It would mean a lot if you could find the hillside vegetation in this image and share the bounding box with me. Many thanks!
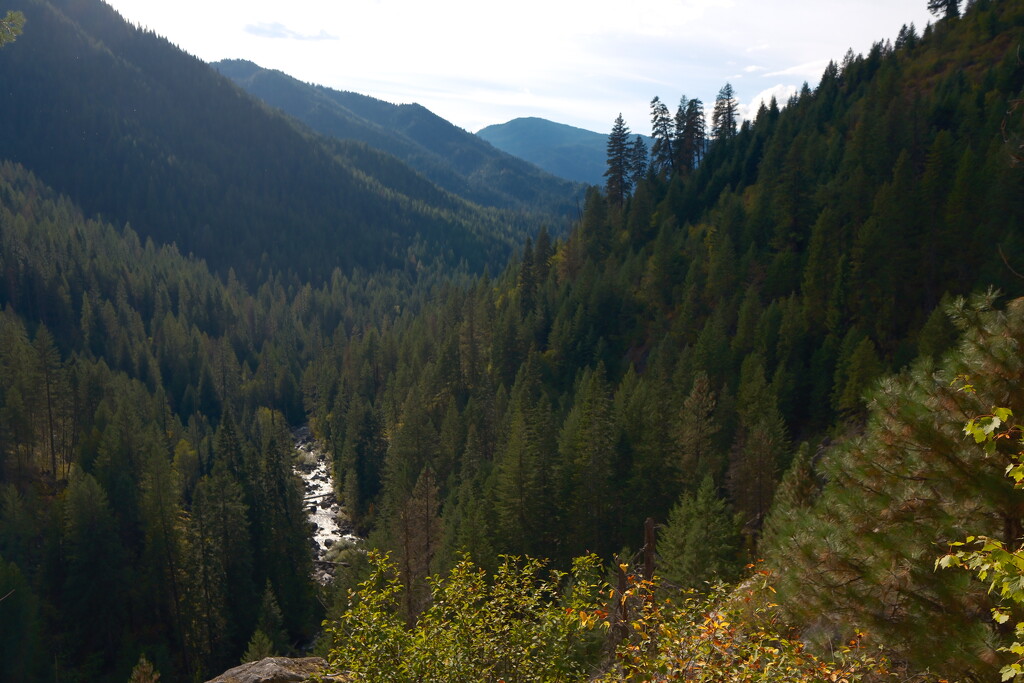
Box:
[213,60,584,217]
[0,0,1021,680]
[307,1,1024,678]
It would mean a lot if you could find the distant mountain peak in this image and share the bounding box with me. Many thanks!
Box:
[478,117,652,186]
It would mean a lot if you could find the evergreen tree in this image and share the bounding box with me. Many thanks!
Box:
[711,83,739,143]
[895,22,920,50]
[927,0,960,19]
[184,471,253,675]
[61,466,127,676]
[727,355,789,535]
[393,466,442,619]
[31,324,65,478]
[139,451,188,668]
[605,114,632,206]
[673,371,722,486]
[673,95,707,174]
[256,580,288,655]
[649,96,674,176]
[657,475,741,589]
[559,364,616,558]
[241,630,275,663]
[629,135,649,189]
[493,353,559,557]
[764,294,1024,680]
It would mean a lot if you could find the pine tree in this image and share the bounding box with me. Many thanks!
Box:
[31,325,65,478]
[240,630,275,663]
[895,22,920,50]
[184,471,253,674]
[629,135,648,189]
[394,466,442,619]
[927,0,960,19]
[139,451,188,667]
[559,364,616,558]
[727,355,789,535]
[764,294,1024,680]
[684,98,706,169]
[256,581,288,655]
[657,475,741,589]
[649,96,674,176]
[605,114,632,206]
[673,371,722,486]
[711,83,739,143]
[62,466,127,676]
[493,353,559,557]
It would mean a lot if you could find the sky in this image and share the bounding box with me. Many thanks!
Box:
[101,0,936,135]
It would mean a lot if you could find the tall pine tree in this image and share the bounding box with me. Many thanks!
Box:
[605,114,632,206]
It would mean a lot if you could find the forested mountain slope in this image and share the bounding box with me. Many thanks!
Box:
[0,162,328,681]
[0,0,1023,680]
[305,2,1024,677]
[212,60,583,216]
[0,144,474,679]
[0,0,535,285]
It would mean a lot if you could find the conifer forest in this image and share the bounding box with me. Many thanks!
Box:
[0,0,1023,680]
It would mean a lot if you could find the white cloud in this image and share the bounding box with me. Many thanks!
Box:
[739,84,799,120]
[243,22,337,41]
[763,59,832,82]
[103,0,936,132]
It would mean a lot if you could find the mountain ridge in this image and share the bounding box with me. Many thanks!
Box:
[476,116,653,186]
[212,59,583,217]
[0,0,535,284]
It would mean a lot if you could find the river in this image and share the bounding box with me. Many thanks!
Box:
[293,427,361,583]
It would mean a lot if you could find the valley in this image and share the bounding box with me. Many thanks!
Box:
[0,0,1021,681]
[293,427,360,584]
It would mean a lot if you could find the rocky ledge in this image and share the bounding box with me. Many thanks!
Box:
[205,656,349,683]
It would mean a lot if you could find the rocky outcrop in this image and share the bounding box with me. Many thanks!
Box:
[204,656,348,683]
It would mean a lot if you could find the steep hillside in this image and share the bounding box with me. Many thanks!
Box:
[0,0,528,284]
[0,161,327,680]
[476,117,650,186]
[212,59,583,216]
[307,2,1024,678]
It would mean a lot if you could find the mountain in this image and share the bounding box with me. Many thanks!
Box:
[0,0,533,285]
[305,3,1024,679]
[3,0,1024,680]
[477,117,651,186]
[212,59,582,216]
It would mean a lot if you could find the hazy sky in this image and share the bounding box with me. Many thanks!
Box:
[102,0,935,135]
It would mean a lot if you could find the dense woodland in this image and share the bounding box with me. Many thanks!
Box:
[0,0,1022,680]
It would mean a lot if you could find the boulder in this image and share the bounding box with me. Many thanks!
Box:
[204,656,345,683]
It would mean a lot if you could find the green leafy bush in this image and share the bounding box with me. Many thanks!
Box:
[322,551,607,682]
[939,403,1024,681]
[322,550,906,681]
